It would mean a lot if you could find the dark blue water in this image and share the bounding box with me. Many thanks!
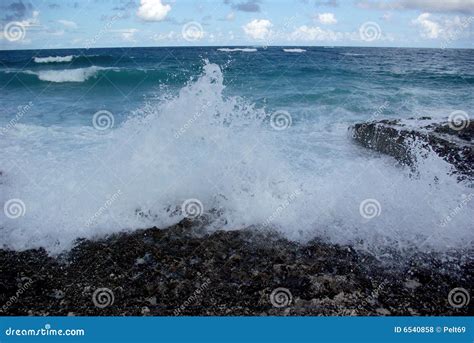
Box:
[1,47,472,127]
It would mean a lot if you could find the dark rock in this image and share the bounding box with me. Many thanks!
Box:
[350,118,473,180]
[0,222,472,316]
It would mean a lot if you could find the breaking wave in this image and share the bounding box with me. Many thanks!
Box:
[23,66,108,83]
[217,48,258,52]
[34,55,75,63]
[283,49,306,53]
[0,61,472,256]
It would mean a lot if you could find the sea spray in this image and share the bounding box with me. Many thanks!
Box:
[0,61,472,255]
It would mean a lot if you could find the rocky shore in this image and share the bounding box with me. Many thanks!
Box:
[0,220,472,316]
[351,117,473,180]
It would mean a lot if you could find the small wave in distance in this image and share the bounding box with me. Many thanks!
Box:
[34,55,75,63]
[283,48,306,53]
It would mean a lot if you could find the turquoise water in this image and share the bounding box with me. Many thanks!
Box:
[0,47,473,253]
[1,47,473,127]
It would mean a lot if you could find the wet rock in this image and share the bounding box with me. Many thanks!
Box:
[351,118,473,180]
[0,222,471,316]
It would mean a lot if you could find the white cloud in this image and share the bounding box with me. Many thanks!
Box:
[316,12,337,25]
[111,28,139,42]
[381,12,392,21]
[411,12,473,40]
[287,25,394,43]
[412,13,441,38]
[289,25,345,41]
[0,11,39,43]
[151,31,176,41]
[242,19,273,39]
[18,10,41,28]
[58,20,78,29]
[50,29,65,36]
[137,0,171,21]
[357,0,474,14]
[226,12,235,21]
[122,29,138,41]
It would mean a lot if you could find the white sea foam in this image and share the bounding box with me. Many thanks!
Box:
[217,48,257,52]
[34,55,74,63]
[283,49,306,53]
[24,66,106,83]
[0,62,472,255]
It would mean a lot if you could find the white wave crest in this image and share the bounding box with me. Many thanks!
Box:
[25,66,106,83]
[283,48,306,53]
[217,48,257,52]
[34,55,74,63]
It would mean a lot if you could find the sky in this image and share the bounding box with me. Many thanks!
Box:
[0,0,473,50]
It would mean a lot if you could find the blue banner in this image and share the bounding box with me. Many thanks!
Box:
[0,317,472,342]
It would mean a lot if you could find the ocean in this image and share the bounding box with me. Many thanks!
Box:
[0,46,473,254]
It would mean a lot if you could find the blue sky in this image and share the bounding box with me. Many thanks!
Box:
[0,0,473,50]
